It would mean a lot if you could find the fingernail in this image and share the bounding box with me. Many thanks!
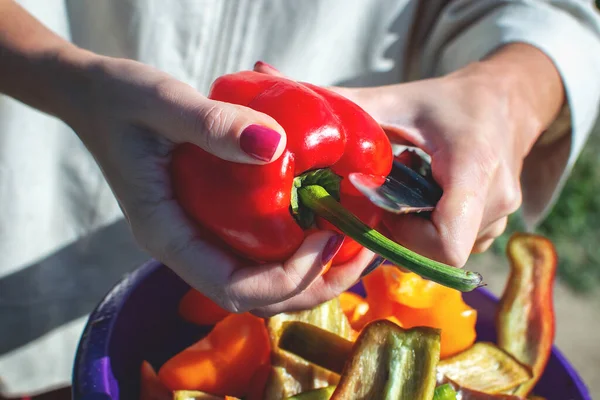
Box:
[254,60,279,72]
[240,124,281,162]
[360,255,386,277]
[321,234,345,265]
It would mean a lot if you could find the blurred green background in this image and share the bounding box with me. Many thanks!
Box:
[492,123,600,294]
[489,1,600,294]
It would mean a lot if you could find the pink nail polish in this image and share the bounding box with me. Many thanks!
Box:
[240,124,281,162]
[321,234,345,265]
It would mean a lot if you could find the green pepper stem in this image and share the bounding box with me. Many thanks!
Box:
[297,184,484,292]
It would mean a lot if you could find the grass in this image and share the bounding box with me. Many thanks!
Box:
[493,131,600,294]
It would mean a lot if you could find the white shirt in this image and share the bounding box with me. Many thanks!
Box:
[1,0,599,395]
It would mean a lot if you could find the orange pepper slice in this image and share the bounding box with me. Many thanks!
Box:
[497,233,557,396]
[362,264,477,358]
[140,360,171,400]
[178,289,231,326]
[364,266,450,309]
[392,289,477,359]
[158,313,270,398]
[339,292,370,330]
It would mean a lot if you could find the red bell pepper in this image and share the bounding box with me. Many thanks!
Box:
[171,71,482,291]
[496,233,557,396]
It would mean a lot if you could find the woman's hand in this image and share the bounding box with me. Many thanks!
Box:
[328,44,565,267]
[0,0,375,315]
[256,44,565,268]
[45,51,376,316]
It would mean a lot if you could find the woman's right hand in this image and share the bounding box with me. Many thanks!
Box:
[52,50,375,315]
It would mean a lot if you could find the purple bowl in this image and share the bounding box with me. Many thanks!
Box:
[72,260,591,400]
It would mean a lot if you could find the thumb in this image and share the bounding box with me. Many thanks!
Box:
[144,80,287,164]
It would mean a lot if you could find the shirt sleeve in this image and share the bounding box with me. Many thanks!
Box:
[417,0,600,229]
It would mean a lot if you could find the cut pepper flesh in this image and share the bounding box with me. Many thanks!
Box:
[158,313,270,398]
[278,320,441,400]
[437,342,532,394]
[496,234,557,396]
[264,298,353,400]
[330,320,440,400]
[362,265,477,358]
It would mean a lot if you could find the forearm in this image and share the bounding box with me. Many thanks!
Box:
[456,43,565,155]
[485,43,565,131]
[0,0,92,122]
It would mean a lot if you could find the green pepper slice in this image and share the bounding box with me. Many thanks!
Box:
[264,298,353,400]
[496,234,557,396]
[437,342,532,394]
[286,386,336,400]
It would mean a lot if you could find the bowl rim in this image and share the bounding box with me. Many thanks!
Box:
[72,259,591,399]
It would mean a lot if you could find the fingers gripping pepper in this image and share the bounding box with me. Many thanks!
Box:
[172,71,391,263]
[171,71,483,291]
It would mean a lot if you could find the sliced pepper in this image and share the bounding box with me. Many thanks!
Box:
[363,265,477,358]
[173,391,232,399]
[245,362,272,400]
[264,298,352,400]
[496,234,557,396]
[338,292,370,333]
[286,386,336,400]
[437,378,525,400]
[433,384,458,400]
[364,266,450,309]
[279,320,441,400]
[178,289,230,326]
[158,313,270,398]
[278,320,526,400]
[139,360,171,400]
[437,342,532,394]
[331,320,440,400]
[278,321,354,375]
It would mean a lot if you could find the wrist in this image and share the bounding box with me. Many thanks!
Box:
[46,45,105,127]
[0,36,101,127]
[453,43,565,155]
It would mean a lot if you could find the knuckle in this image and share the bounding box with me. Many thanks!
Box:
[494,164,523,216]
[469,142,498,184]
[194,105,229,153]
[501,182,523,215]
[221,288,248,314]
[281,264,306,294]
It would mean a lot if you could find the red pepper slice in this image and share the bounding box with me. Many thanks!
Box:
[140,360,171,400]
[171,71,483,292]
[178,289,230,326]
[496,233,557,396]
[158,313,270,398]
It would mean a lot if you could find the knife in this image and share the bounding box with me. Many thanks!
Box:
[348,149,443,276]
